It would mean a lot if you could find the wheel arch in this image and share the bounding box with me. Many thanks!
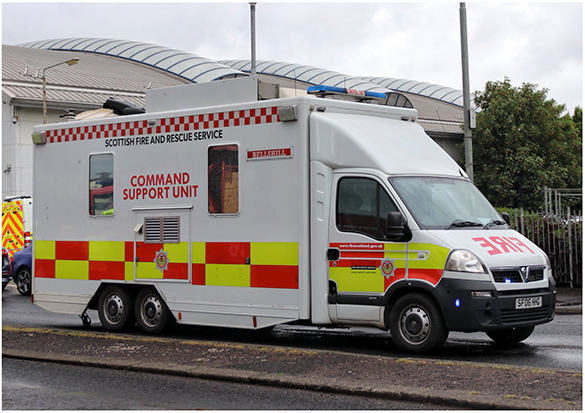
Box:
[381,280,441,329]
[87,282,143,311]
[14,263,31,277]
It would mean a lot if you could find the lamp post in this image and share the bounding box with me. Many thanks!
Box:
[459,3,473,181]
[41,57,79,124]
[249,2,257,76]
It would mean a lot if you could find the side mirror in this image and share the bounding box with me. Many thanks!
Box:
[501,212,510,226]
[386,211,410,242]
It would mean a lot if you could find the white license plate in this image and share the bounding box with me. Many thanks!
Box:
[515,297,542,309]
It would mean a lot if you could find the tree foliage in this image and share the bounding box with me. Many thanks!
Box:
[471,78,582,210]
[573,106,582,138]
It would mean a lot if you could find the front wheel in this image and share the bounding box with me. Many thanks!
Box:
[135,288,173,334]
[388,293,448,354]
[486,326,535,344]
[15,267,32,296]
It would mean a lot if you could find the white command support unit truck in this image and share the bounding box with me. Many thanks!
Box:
[31,77,555,353]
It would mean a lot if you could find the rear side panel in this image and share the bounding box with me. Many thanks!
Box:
[32,99,312,328]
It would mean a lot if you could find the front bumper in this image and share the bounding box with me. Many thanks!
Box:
[433,277,556,332]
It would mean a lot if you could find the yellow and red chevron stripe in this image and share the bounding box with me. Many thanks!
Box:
[2,201,24,254]
[34,240,298,289]
[44,107,281,144]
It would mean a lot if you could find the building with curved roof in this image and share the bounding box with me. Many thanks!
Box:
[18,38,247,83]
[2,37,466,199]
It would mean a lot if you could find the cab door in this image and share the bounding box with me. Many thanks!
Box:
[327,174,407,323]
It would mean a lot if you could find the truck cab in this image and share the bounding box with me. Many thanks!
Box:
[307,98,555,353]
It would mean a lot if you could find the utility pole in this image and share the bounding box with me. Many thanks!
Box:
[460,3,473,181]
[250,2,257,76]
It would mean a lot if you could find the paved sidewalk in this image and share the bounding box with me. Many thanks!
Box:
[2,326,581,410]
[556,288,582,315]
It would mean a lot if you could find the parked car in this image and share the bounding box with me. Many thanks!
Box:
[2,247,11,291]
[11,245,31,296]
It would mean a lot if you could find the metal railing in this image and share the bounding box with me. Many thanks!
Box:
[509,208,582,288]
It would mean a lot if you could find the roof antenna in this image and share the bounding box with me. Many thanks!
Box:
[249,2,257,77]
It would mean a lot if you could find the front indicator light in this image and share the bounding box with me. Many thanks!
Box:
[471,291,493,297]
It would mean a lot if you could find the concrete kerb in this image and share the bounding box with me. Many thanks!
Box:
[555,288,582,315]
[556,305,582,315]
[2,347,575,411]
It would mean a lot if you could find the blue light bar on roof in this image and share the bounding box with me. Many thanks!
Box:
[307,85,387,99]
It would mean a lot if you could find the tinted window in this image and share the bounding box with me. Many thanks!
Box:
[337,177,398,239]
[208,145,239,214]
[89,153,114,216]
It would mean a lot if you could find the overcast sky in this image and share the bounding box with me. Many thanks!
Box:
[2,2,582,113]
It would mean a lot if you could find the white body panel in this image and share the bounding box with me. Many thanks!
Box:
[33,97,316,329]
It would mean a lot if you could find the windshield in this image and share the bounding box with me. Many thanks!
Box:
[390,177,503,230]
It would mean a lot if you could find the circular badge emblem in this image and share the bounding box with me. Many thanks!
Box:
[381,258,395,279]
[154,249,169,272]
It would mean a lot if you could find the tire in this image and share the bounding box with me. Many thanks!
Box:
[486,326,535,345]
[15,267,32,296]
[388,292,448,354]
[134,287,173,334]
[98,285,135,332]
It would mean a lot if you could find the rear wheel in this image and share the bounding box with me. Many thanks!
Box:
[98,286,135,331]
[15,267,32,296]
[135,288,173,334]
[388,293,448,354]
[486,326,535,344]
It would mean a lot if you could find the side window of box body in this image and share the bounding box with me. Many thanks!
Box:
[208,144,239,215]
[89,153,114,217]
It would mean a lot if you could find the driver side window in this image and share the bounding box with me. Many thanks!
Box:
[336,177,398,240]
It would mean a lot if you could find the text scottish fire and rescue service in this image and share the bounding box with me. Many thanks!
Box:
[104,130,223,148]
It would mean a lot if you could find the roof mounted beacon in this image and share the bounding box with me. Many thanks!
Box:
[307,85,413,108]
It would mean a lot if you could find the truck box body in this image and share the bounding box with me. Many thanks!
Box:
[31,79,555,352]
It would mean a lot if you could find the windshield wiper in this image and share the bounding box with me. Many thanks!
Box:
[446,220,483,230]
[482,219,508,229]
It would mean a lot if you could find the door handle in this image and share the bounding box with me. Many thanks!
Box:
[327,248,340,261]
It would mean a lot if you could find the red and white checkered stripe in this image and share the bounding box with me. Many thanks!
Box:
[45,106,281,144]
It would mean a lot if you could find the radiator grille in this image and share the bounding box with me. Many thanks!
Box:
[500,307,550,324]
[498,288,548,297]
[492,266,545,283]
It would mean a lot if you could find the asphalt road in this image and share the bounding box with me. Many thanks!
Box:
[2,284,582,372]
[2,284,582,410]
[3,357,452,410]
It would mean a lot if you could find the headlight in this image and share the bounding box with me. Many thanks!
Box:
[445,250,487,273]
